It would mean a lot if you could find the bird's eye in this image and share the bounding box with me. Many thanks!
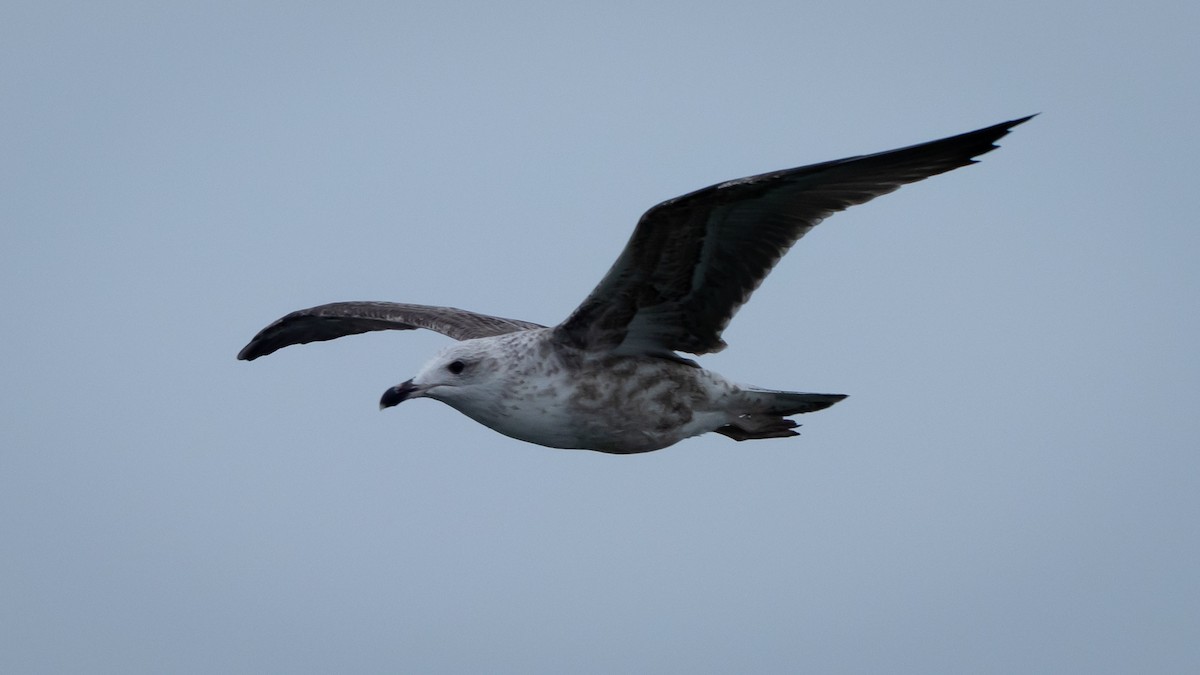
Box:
[447,360,465,375]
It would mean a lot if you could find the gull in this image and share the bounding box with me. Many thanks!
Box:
[239,116,1031,453]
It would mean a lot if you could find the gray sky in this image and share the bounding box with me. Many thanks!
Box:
[3,2,1197,673]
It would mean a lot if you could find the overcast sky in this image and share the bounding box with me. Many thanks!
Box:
[3,2,1197,673]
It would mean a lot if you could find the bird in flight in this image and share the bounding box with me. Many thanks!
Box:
[239,116,1031,453]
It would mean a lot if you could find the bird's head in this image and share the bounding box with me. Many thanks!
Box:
[379,340,501,411]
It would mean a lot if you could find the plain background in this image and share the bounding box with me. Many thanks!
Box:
[3,2,1197,673]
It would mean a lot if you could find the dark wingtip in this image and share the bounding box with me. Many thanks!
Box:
[236,312,304,361]
[985,114,1037,146]
[987,114,1037,133]
[964,114,1036,155]
[236,330,278,361]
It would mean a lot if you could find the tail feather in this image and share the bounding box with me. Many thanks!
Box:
[715,416,800,441]
[747,388,848,416]
[713,389,846,442]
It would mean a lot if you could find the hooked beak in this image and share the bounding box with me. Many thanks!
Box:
[380,379,421,410]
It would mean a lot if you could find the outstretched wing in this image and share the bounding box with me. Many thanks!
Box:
[554,116,1033,356]
[237,301,545,361]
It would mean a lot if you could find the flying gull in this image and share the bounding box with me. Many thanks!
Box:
[239,116,1031,453]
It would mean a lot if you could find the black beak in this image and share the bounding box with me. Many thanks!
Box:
[380,379,419,410]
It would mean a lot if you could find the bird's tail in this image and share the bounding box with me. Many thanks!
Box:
[743,388,847,415]
[715,388,847,442]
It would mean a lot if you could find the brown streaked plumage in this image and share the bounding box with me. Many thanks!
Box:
[238,116,1031,453]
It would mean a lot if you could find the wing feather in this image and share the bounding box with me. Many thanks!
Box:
[554,116,1033,355]
[237,301,544,361]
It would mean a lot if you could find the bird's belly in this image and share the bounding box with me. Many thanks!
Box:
[472,403,588,450]
[444,351,740,453]
[451,376,723,453]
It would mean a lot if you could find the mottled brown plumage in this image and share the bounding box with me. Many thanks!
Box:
[238,116,1031,452]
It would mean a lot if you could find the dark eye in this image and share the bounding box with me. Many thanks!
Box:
[447,360,465,375]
